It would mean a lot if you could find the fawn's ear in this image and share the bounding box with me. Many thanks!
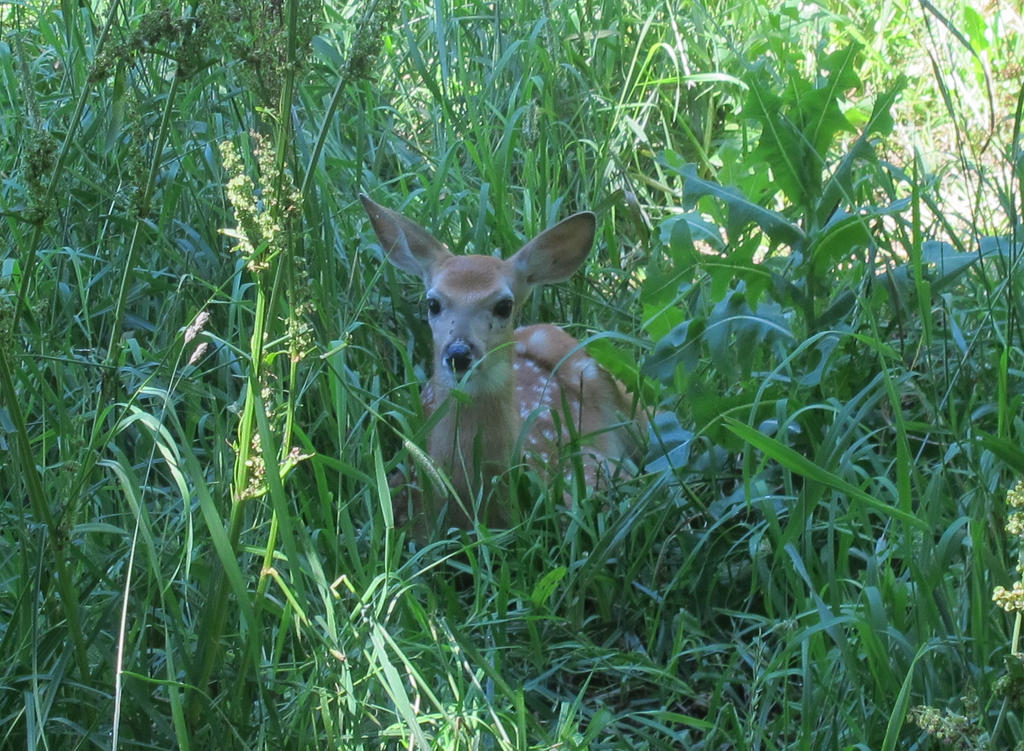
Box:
[510,211,596,287]
[361,194,452,285]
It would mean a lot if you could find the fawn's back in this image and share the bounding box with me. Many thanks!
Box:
[361,194,644,531]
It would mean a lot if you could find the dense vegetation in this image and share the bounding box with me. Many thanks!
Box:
[2,0,1023,747]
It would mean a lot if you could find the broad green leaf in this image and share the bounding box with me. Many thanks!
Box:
[645,411,695,472]
[816,77,905,226]
[884,240,981,307]
[705,290,793,378]
[807,44,862,155]
[921,240,981,291]
[641,213,722,308]
[644,317,705,383]
[810,198,910,275]
[662,155,806,249]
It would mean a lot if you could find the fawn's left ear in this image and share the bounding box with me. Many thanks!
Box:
[361,194,453,286]
[510,212,596,287]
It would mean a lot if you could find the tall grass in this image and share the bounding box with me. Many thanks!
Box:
[1,0,1022,747]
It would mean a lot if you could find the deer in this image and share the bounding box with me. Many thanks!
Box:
[361,193,646,533]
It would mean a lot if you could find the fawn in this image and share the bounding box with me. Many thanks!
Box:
[361,194,645,532]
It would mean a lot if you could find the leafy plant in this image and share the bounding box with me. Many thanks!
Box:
[2,0,1023,747]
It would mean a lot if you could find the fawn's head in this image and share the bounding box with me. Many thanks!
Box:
[361,194,597,394]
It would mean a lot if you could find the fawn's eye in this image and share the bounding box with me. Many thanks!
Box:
[493,298,514,318]
[426,298,442,317]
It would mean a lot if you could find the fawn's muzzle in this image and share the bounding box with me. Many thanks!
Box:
[443,339,474,376]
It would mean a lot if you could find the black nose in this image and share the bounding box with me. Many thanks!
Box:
[444,340,474,375]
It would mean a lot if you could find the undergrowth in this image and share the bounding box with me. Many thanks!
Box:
[1,0,1023,748]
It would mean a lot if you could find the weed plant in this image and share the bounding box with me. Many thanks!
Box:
[1,0,1023,748]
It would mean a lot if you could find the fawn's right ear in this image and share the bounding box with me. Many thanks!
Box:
[360,194,451,284]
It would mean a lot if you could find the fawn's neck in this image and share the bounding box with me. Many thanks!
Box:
[428,356,521,504]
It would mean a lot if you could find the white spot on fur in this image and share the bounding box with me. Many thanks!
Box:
[573,357,599,382]
[528,328,550,352]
